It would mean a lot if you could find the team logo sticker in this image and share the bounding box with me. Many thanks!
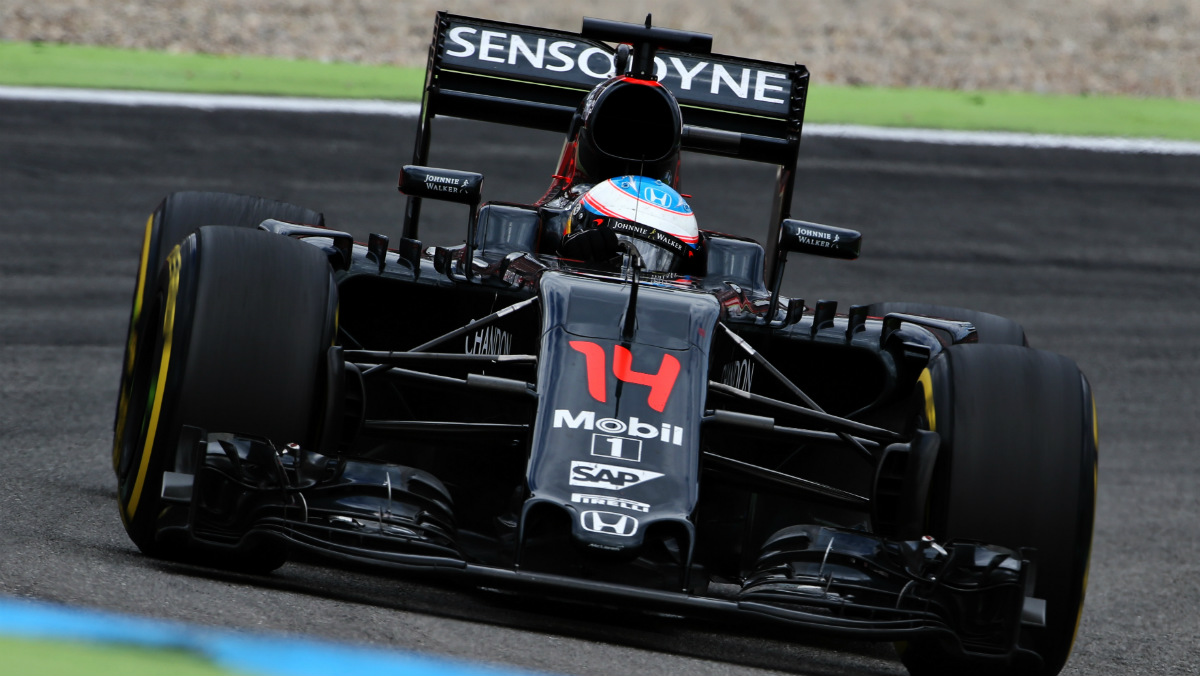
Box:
[580,510,639,536]
[643,187,670,207]
[569,461,663,491]
[554,408,684,446]
[440,23,792,114]
[590,433,642,462]
[571,493,650,513]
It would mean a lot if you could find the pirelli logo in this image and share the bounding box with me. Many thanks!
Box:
[571,493,651,513]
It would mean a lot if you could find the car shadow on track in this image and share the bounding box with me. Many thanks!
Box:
[152,556,905,676]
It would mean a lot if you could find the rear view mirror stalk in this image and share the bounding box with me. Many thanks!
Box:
[399,165,484,278]
[768,219,862,326]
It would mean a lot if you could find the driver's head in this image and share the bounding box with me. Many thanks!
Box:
[560,176,700,273]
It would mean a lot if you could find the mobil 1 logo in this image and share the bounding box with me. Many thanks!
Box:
[553,409,684,447]
[591,433,641,462]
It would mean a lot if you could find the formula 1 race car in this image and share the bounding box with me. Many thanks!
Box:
[112,13,1097,676]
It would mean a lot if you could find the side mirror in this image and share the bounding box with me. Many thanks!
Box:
[767,219,862,327]
[779,219,861,260]
[398,165,485,279]
[399,165,483,206]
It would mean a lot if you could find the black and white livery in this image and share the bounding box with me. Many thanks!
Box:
[113,13,1097,676]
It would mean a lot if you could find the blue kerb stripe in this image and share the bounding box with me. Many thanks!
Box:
[0,596,547,676]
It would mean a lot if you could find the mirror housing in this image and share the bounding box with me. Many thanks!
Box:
[399,165,483,206]
[398,165,485,279]
[766,220,862,327]
[779,219,861,260]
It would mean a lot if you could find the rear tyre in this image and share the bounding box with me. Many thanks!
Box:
[114,192,324,472]
[866,302,1028,346]
[113,226,338,570]
[901,344,1098,676]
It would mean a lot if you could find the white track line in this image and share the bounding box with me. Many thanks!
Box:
[0,85,421,115]
[806,123,1200,155]
[4,85,1199,156]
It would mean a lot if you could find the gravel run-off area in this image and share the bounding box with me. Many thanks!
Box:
[2,0,1199,99]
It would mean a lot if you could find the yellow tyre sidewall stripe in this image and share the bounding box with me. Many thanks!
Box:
[1070,392,1100,656]
[123,244,181,522]
[130,214,155,346]
[917,368,936,432]
[895,368,938,660]
[113,214,157,471]
[913,361,1097,664]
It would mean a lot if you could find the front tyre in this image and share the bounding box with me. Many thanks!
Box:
[113,226,338,569]
[114,192,324,473]
[902,344,1097,676]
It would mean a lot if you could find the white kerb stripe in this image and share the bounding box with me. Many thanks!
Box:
[0,85,421,115]
[805,123,1200,156]
[2,86,1198,156]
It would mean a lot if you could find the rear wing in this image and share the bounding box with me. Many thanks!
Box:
[405,12,811,284]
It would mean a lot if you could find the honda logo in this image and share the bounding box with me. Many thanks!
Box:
[642,187,672,208]
[580,510,639,536]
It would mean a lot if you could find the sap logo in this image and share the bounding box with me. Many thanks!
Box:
[580,510,639,536]
[554,409,683,446]
[642,187,673,208]
[464,325,511,355]
[571,493,650,514]
[569,461,663,491]
[721,358,754,392]
[568,341,680,412]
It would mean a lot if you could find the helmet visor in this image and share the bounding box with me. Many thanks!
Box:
[616,234,680,273]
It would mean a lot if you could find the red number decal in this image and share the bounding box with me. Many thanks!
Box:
[568,341,680,412]
[569,341,608,403]
[612,346,680,413]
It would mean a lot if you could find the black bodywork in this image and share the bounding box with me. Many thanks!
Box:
[141,13,1055,668]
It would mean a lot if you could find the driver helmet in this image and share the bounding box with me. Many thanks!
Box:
[563,176,700,273]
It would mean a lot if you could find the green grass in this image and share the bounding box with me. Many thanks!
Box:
[3,40,1198,140]
[806,85,1200,141]
[0,40,424,100]
[0,636,252,676]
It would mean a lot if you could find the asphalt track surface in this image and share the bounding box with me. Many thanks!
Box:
[2,99,1198,675]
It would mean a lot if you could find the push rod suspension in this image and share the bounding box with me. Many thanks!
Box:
[708,381,905,444]
[718,322,878,463]
[362,296,538,376]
